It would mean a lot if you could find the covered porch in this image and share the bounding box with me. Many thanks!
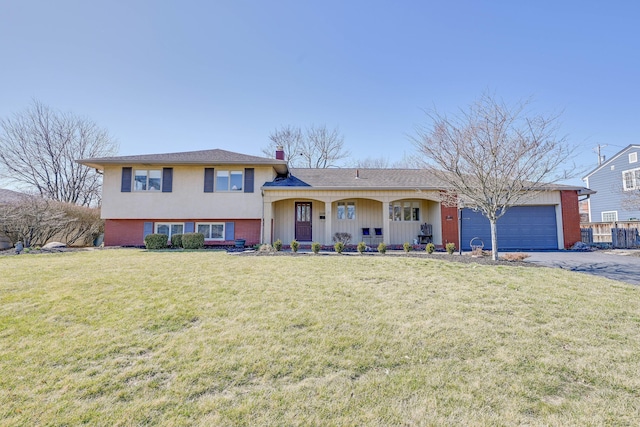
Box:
[262,189,443,246]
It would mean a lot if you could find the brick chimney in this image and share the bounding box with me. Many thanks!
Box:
[275,146,285,160]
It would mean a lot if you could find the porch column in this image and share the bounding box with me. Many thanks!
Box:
[382,201,390,245]
[324,200,333,245]
[263,199,273,244]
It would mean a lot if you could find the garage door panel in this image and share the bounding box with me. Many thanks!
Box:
[461,206,558,250]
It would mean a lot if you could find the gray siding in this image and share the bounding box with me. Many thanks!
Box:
[586,146,640,221]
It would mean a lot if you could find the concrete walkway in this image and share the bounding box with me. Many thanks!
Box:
[524,251,640,286]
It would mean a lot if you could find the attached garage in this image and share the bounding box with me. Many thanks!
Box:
[460,206,559,250]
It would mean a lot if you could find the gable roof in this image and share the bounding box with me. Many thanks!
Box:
[77,148,288,174]
[583,144,640,179]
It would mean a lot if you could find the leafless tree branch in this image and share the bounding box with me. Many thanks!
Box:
[411,93,576,260]
[0,100,118,206]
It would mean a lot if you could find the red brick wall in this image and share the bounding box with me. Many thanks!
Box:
[104,220,146,246]
[440,204,459,249]
[104,219,261,247]
[561,191,581,249]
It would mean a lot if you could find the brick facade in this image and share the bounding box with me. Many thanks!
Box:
[104,219,261,247]
[560,190,582,249]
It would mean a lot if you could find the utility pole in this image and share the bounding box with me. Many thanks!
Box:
[594,144,608,165]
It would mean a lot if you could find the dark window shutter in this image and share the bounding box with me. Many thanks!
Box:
[143,222,154,242]
[244,168,254,193]
[225,222,235,240]
[162,168,173,192]
[185,222,195,233]
[121,167,132,192]
[204,168,215,192]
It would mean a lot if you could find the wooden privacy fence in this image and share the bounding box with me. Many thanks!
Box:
[580,221,640,248]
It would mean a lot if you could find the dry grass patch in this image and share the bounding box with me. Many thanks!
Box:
[1,249,639,425]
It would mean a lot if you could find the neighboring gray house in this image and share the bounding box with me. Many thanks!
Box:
[583,144,640,222]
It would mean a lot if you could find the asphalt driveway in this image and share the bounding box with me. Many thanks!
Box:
[524,251,640,286]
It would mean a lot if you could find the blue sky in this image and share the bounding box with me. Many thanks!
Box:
[2,1,638,186]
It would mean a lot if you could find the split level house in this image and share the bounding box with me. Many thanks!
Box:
[77,147,591,251]
[583,144,640,223]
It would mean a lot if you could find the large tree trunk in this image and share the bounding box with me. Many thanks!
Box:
[490,219,499,261]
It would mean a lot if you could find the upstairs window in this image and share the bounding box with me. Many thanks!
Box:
[135,169,161,191]
[630,152,638,164]
[216,170,243,191]
[337,201,356,220]
[622,168,640,191]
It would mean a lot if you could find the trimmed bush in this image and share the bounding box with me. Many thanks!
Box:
[446,242,456,254]
[291,239,300,253]
[334,242,345,254]
[357,241,366,254]
[311,242,321,254]
[425,242,435,254]
[377,242,387,254]
[403,242,412,253]
[273,239,283,251]
[182,232,205,249]
[171,233,183,248]
[144,233,168,250]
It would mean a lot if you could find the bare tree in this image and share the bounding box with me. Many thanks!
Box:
[262,124,349,168]
[412,93,575,260]
[261,125,303,166]
[350,153,421,169]
[302,125,350,168]
[622,188,640,213]
[0,101,118,206]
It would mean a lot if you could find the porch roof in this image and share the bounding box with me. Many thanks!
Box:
[263,168,447,190]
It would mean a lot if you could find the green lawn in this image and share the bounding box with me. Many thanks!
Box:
[1,249,639,426]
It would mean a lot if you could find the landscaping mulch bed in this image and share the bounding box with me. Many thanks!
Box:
[232,249,539,267]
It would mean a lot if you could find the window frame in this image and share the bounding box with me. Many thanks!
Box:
[336,201,356,220]
[154,222,184,239]
[215,170,243,192]
[134,169,162,191]
[601,211,618,222]
[630,152,638,164]
[196,222,225,241]
[622,167,640,191]
[389,201,421,222]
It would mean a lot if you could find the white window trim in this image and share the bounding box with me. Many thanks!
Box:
[216,170,243,192]
[336,201,356,220]
[622,167,640,191]
[196,222,225,241]
[601,211,618,222]
[134,169,162,191]
[389,201,421,222]
[630,152,638,164]
[154,222,184,239]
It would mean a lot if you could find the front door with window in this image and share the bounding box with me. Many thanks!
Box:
[295,202,312,241]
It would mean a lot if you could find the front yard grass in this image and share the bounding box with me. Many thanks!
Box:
[1,249,639,425]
